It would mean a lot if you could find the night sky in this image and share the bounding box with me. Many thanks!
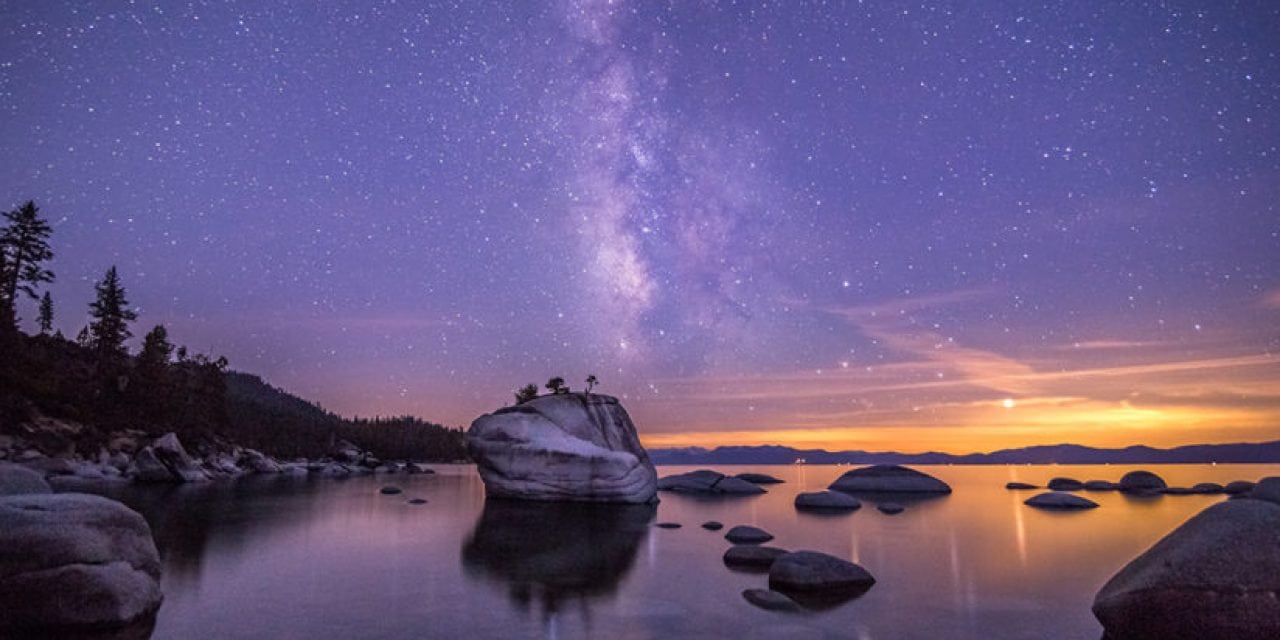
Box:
[3,1,1278,452]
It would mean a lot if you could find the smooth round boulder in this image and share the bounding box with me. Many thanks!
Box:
[1047,477,1084,491]
[1119,470,1167,493]
[1093,499,1280,640]
[1223,480,1255,495]
[1025,491,1099,510]
[877,502,905,514]
[794,491,861,511]
[0,493,162,632]
[701,521,724,531]
[828,465,951,494]
[725,525,774,544]
[735,473,784,485]
[0,463,51,496]
[742,588,801,612]
[1191,482,1224,494]
[1084,480,1118,491]
[1248,477,1280,505]
[657,469,766,495]
[768,551,875,597]
[466,393,658,503]
[1005,481,1038,490]
[724,545,789,571]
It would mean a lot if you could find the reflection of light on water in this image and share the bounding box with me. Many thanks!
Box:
[647,524,656,567]
[546,611,557,640]
[850,530,860,564]
[949,528,961,610]
[1012,491,1028,567]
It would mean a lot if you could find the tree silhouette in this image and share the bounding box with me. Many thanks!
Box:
[585,374,598,393]
[0,200,55,333]
[88,266,137,361]
[138,325,174,370]
[514,383,539,404]
[545,376,567,394]
[37,291,53,335]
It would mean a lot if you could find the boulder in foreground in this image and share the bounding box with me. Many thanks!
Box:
[0,462,51,496]
[829,465,951,494]
[768,550,875,609]
[466,393,657,503]
[0,493,163,633]
[1118,470,1167,493]
[657,469,765,495]
[1093,498,1280,640]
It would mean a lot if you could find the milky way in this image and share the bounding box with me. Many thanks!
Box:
[2,1,1278,451]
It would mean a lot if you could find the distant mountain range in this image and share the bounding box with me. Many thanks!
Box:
[648,440,1280,465]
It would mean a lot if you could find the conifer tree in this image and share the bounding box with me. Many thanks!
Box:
[37,291,53,335]
[138,324,173,370]
[88,266,137,360]
[0,201,55,332]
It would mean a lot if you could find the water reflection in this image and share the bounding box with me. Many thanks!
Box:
[461,499,655,620]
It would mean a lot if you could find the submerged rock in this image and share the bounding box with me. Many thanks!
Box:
[742,588,802,612]
[725,525,774,544]
[1190,482,1224,494]
[1119,470,1167,493]
[1223,480,1256,495]
[701,521,724,531]
[1093,499,1280,640]
[877,502,905,514]
[724,545,789,571]
[1047,477,1084,491]
[380,486,402,495]
[735,473,784,484]
[657,469,766,495]
[655,522,681,529]
[794,491,861,511]
[1025,491,1099,510]
[467,393,657,504]
[829,465,951,494]
[0,462,51,496]
[0,493,163,632]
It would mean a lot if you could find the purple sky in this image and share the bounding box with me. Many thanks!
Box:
[3,1,1278,451]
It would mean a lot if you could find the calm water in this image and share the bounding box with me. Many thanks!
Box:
[75,463,1278,640]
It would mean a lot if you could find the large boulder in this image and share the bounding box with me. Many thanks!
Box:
[724,545,789,571]
[768,551,876,608]
[657,469,765,495]
[0,462,51,496]
[240,449,281,474]
[1119,470,1167,493]
[1247,477,1280,505]
[1093,499,1280,640]
[0,493,163,633]
[467,393,657,503]
[1047,477,1084,491]
[829,465,951,494]
[132,433,208,483]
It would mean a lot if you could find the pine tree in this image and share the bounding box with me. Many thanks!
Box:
[0,201,55,332]
[37,291,53,335]
[514,383,539,404]
[88,266,137,360]
[138,324,173,370]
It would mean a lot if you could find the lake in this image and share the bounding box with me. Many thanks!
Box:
[76,463,1278,639]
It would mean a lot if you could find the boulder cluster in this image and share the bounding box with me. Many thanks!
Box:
[0,431,435,486]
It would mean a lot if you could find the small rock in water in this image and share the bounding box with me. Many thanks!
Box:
[655,522,682,529]
[724,545,789,571]
[735,472,784,484]
[725,525,774,544]
[701,521,724,531]
[380,486,403,495]
[1223,480,1256,495]
[1025,491,1099,510]
[742,588,801,612]
[1047,477,1084,491]
[794,491,861,511]
[658,469,767,495]
[406,498,427,505]
[877,502,904,514]
[1083,480,1118,491]
[1191,482,1224,494]
[1161,487,1196,495]
[1005,482,1038,490]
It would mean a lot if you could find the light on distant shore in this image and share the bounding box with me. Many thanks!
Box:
[1002,398,1016,409]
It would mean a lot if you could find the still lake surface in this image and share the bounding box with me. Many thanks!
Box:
[79,463,1278,640]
